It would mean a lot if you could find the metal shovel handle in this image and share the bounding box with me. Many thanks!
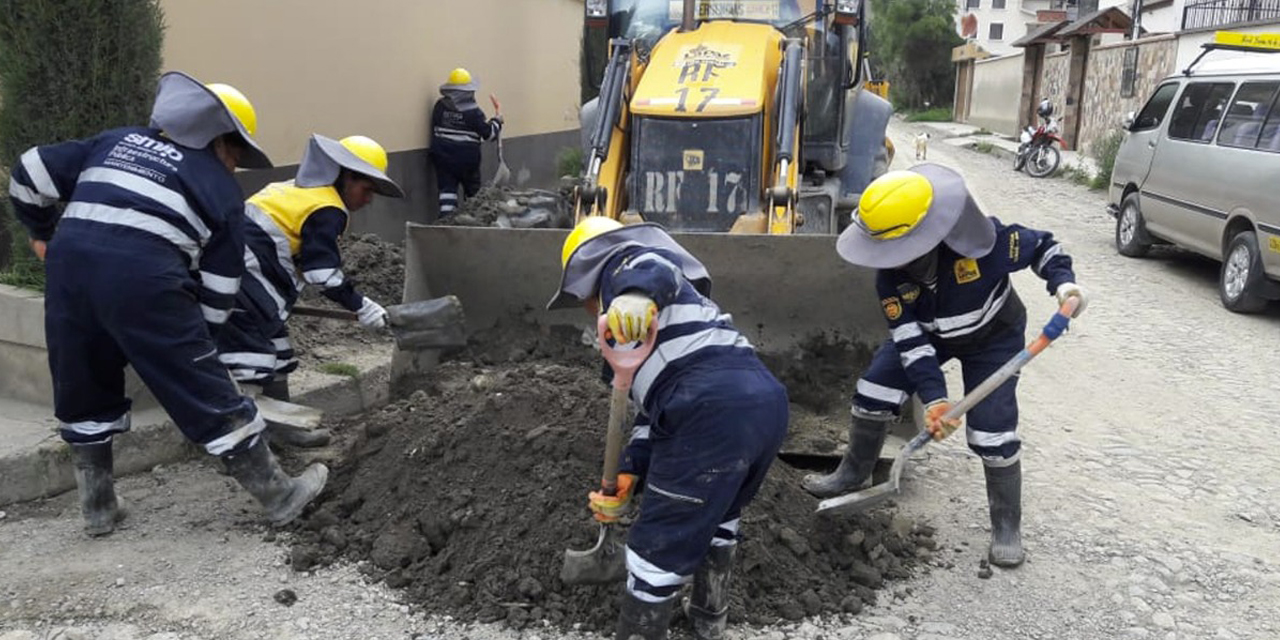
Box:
[596,315,658,496]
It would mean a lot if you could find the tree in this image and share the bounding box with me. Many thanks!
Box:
[868,0,963,110]
[0,0,166,288]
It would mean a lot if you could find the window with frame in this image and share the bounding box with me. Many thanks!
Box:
[967,0,980,9]
[1216,82,1279,149]
[1167,82,1235,142]
[993,0,1006,8]
[989,23,1003,40]
[1133,82,1178,132]
[1120,47,1138,99]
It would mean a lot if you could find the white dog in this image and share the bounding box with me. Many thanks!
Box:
[914,132,930,161]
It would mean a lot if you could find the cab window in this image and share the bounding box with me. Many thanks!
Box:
[1132,82,1178,132]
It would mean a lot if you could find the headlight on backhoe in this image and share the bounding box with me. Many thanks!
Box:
[835,0,860,25]
[586,0,607,21]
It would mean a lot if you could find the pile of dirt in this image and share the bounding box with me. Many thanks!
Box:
[437,186,573,229]
[289,342,936,633]
[291,233,404,362]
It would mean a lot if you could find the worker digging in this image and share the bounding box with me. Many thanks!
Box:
[7,71,328,533]
[430,67,504,219]
[546,217,790,639]
[217,133,406,448]
[803,164,1089,568]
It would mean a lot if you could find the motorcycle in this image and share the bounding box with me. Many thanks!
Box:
[1013,114,1063,178]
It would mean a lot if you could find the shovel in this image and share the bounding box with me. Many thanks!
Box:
[561,316,657,586]
[490,130,512,188]
[291,295,468,351]
[816,297,1079,516]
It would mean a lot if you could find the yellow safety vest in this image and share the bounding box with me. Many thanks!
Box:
[247,181,348,255]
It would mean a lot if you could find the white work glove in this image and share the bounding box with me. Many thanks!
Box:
[357,297,388,330]
[1055,282,1088,318]
[606,293,657,343]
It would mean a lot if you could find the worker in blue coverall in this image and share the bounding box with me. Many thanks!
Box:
[217,134,404,447]
[802,164,1089,567]
[547,217,790,640]
[429,67,502,218]
[7,71,327,536]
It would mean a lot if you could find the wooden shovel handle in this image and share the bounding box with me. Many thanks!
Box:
[596,315,658,496]
[291,305,359,322]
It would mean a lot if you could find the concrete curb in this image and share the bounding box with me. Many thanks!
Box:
[0,360,393,507]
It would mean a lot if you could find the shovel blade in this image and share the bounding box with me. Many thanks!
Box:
[387,296,468,350]
[561,524,627,586]
[815,479,899,516]
[248,394,324,430]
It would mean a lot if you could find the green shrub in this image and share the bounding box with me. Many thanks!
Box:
[1063,165,1094,187]
[973,141,995,154]
[556,147,585,178]
[0,0,166,287]
[1088,131,1125,191]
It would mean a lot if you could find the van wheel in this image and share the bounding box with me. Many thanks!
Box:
[1115,194,1152,258]
[1220,230,1268,313]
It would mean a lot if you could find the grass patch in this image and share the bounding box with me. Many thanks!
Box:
[1062,165,1094,187]
[0,269,45,292]
[319,362,360,378]
[976,127,993,135]
[904,107,953,123]
[973,141,995,154]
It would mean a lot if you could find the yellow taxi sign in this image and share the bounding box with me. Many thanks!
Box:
[1213,31,1280,51]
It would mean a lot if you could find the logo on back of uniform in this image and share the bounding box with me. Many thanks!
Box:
[954,258,981,284]
[882,296,902,321]
[1009,232,1020,263]
[124,133,184,162]
[897,283,921,303]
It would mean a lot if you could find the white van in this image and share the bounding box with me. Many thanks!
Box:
[1109,32,1280,312]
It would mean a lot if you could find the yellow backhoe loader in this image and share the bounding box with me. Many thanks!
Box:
[400,0,920,462]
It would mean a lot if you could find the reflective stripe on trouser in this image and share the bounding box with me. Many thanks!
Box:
[217,294,298,384]
[44,225,264,456]
[625,362,789,602]
[852,328,1025,465]
[434,159,482,217]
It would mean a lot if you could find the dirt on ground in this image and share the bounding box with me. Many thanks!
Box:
[288,332,935,635]
[435,186,574,229]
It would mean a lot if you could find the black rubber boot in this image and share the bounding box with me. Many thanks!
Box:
[801,416,889,498]
[985,461,1025,567]
[222,437,329,526]
[686,544,736,640]
[72,441,124,537]
[616,591,676,640]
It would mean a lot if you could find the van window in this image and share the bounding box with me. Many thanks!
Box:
[1132,82,1178,132]
[1167,82,1235,142]
[1217,82,1279,149]
[1253,88,1280,152]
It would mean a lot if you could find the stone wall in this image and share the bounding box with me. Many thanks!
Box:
[1077,35,1178,158]
[1040,51,1071,123]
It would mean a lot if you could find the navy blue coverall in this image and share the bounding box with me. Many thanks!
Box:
[8,127,263,455]
[853,218,1076,466]
[429,98,501,216]
[603,246,790,603]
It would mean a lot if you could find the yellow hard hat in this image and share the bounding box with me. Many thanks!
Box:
[448,68,473,86]
[205,83,259,138]
[339,135,389,173]
[855,171,933,240]
[562,216,623,268]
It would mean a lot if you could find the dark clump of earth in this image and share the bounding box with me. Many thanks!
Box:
[288,331,936,634]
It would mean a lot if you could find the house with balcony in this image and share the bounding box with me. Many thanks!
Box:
[957,0,1129,55]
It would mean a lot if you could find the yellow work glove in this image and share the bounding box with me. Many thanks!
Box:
[924,400,963,441]
[588,473,637,523]
[606,293,657,343]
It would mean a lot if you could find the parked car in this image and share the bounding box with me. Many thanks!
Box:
[1108,41,1280,312]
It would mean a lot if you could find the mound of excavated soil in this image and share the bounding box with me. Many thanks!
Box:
[289,342,936,633]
